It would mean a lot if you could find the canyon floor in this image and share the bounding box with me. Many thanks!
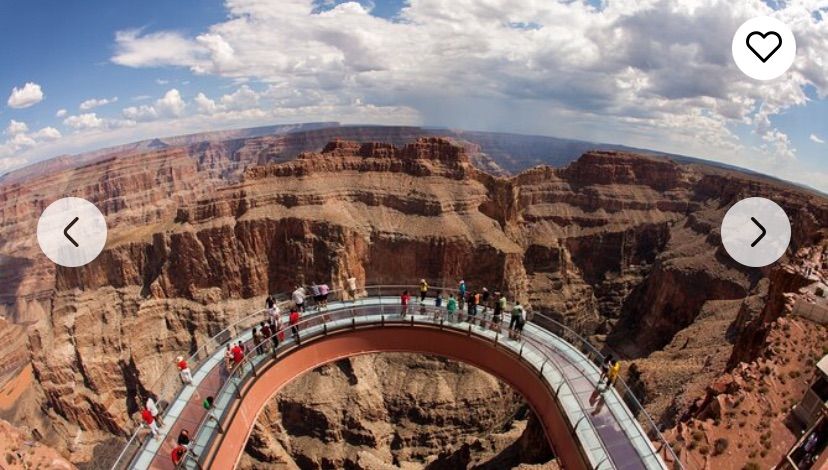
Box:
[0,125,826,469]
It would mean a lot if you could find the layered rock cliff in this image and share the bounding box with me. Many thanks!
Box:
[0,130,825,468]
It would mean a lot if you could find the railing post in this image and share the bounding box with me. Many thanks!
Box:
[250,358,257,377]
[381,315,385,327]
[323,323,328,335]
[519,343,524,357]
[539,358,547,377]
[467,324,472,336]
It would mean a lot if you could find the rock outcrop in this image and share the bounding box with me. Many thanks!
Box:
[0,130,825,467]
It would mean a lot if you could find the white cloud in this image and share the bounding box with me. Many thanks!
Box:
[122,88,186,121]
[104,0,828,191]
[5,120,29,136]
[0,122,63,170]
[7,82,44,109]
[63,113,105,130]
[194,92,218,114]
[810,133,825,144]
[79,97,118,111]
[155,89,186,117]
[55,108,67,118]
[155,79,169,85]
[32,127,62,141]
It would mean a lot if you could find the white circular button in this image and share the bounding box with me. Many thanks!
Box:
[721,197,790,268]
[732,16,796,81]
[37,197,108,267]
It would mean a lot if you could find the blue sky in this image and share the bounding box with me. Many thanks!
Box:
[1,0,827,191]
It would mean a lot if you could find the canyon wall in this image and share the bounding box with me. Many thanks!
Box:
[0,131,825,467]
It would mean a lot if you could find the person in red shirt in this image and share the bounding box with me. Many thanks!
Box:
[400,290,411,317]
[141,407,161,440]
[231,343,243,366]
[289,308,300,342]
[171,444,187,465]
[176,356,193,384]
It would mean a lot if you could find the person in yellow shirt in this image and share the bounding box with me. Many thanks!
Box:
[419,279,429,303]
[597,356,621,392]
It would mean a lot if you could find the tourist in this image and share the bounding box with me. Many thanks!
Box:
[289,308,301,342]
[515,304,527,338]
[252,327,263,355]
[481,287,490,314]
[176,356,193,384]
[400,290,411,317]
[493,293,506,331]
[292,286,306,312]
[177,429,191,448]
[319,283,330,308]
[238,340,246,356]
[435,291,443,308]
[604,359,622,391]
[141,406,161,440]
[261,321,272,353]
[509,301,524,339]
[347,275,358,300]
[171,444,187,465]
[469,291,480,323]
[268,301,281,326]
[446,294,458,322]
[265,294,275,318]
[310,282,322,310]
[419,279,429,303]
[458,280,466,311]
[598,355,614,385]
[272,315,284,347]
[231,342,244,368]
[145,395,165,428]
[224,344,233,372]
[203,396,214,410]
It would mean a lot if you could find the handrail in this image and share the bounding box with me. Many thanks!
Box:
[181,301,619,470]
[112,283,684,470]
[529,310,683,469]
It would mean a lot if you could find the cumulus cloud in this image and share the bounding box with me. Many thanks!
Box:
[55,108,67,118]
[810,133,825,144]
[79,96,118,111]
[5,120,28,136]
[32,127,62,140]
[122,88,186,121]
[0,121,63,169]
[7,82,44,109]
[63,113,105,130]
[105,0,828,190]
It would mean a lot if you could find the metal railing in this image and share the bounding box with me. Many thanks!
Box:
[178,299,619,470]
[111,284,686,470]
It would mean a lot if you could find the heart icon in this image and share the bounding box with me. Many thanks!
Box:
[746,31,782,63]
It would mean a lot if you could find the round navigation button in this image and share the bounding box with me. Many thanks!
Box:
[37,197,108,267]
[721,197,790,268]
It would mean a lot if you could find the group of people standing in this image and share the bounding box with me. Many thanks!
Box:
[144,277,630,467]
[403,279,529,339]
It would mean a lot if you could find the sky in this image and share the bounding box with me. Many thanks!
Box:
[1,0,827,191]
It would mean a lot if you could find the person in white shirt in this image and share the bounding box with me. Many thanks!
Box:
[292,286,306,311]
[146,395,165,427]
[346,276,358,300]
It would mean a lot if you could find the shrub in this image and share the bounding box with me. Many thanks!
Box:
[743,463,761,470]
[692,430,705,441]
[714,437,729,455]
[699,446,710,456]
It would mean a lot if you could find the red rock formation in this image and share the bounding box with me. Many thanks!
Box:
[0,133,825,466]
